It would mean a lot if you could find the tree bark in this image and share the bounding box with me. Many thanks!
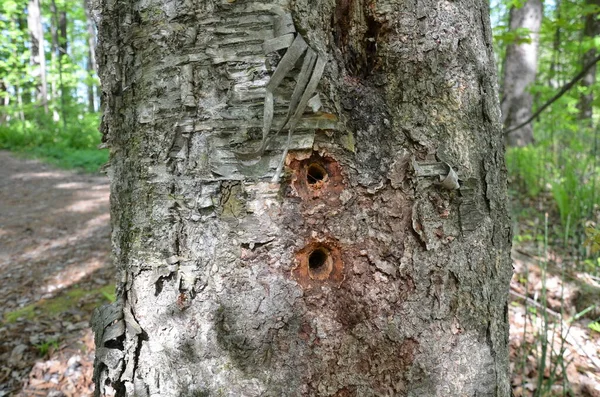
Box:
[501,0,542,147]
[50,0,69,125]
[579,0,600,122]
[59,11,68,59]
[93,1,512,396]
[27,0,48,113]
[16,15,32,106]
[84,0,97,112]
[0,80,7,124]
[50,0,60,120]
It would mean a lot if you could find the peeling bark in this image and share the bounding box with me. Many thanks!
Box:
[501,0,542,147]
[93,0,512,396]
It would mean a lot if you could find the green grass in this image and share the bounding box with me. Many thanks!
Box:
[9,145,109,173]
[0,111,108,173]
[3,284,115,324]
[35,338,60,357]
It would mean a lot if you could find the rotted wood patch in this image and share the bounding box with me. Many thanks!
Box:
[332,0,386,76]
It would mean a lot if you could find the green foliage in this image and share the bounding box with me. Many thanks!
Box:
[35,338,60,357]
[494,27,534,46]
[3,284,115,324]
[0,111,107,172]
[101,286,116,303]
[493,0,600,255]
[506,146,546,197]
[589,322,600,334]
[585,227,600,254]
[0,0,103,172]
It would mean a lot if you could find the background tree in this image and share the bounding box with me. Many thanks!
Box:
[501,0,543,146]
[579,0,600,121]
[92,0,512,396]
[0,0,105,172]
[83,0,97,113]
[27,0,48,113]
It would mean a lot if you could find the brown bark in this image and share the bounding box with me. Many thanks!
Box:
[93,1,512,396]
[59,11,68,59]
[0,80,7,124]
[579,0,600,121]
[501,0,543,147]
[27,0,48,113]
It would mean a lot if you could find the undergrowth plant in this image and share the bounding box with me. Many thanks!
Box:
[0,108,107,172]
[34,338,60,358]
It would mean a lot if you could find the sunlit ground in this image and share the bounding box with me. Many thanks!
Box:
[0,151,113,396]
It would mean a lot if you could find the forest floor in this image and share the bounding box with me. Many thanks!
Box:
[0,151,599,396]
[0,151,112,396]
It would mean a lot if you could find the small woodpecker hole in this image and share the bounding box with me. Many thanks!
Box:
[306,163,327,185]
[309,247,329,270]
[293,241,343,285]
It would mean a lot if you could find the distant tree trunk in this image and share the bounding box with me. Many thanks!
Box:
[93,1,512,396]
[0,80,7,124]
[27,0,48,113]
[16,15,32,106]
[50,0,60,121]
[579,0,600,122]
[50,0,68,126]
[501,0,543,146]
[59,11,68,59]
[549,0,562,87]
[84,0,97,112]
[59,10,69,125]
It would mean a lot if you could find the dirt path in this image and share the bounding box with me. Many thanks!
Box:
[0,151,113,396]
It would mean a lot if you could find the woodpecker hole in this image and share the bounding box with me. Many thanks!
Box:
[306,163,328,185]
[309,247,328,269]
[307,246,333,279]
[293,240,344,286]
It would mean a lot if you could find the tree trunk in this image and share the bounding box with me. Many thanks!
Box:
[50,0,60,120]
[84,0,97,113]
[27,0,48,113]
[579,0,600,121]
[549,0,562,87]
[16,15,32,106]
[501,0,542,147]
[0,80,7,124]
[93,1,512,396]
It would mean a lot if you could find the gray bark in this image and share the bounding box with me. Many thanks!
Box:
[27,0,48,113]
[579,0,600,121]
[93,1,512,396]
[84,0,98,112]
[50,0,69,126]
[50,0,61,121]
[501,0,542,147]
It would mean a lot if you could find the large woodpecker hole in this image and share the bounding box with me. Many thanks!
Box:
[309,247,329,270]
[306,163,328,185]
[293,240,343,286]
[287,152,344,201]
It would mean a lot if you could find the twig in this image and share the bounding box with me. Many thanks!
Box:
[510,289,561,318]
[504,53,600,135]
[510,288,600,370]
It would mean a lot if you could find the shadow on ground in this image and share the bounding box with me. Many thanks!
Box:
[0,151,113,396]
